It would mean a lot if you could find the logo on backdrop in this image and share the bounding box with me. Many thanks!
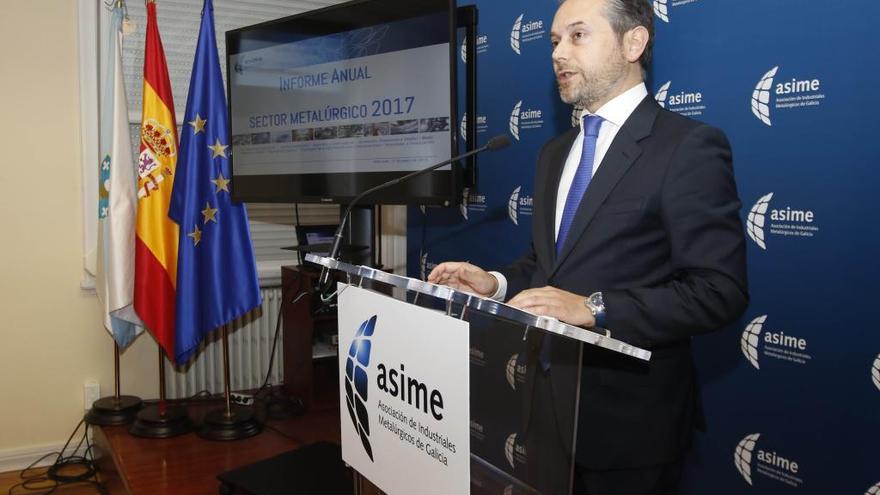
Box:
[419,251,436,281]
[508,186,534,226]
[872,353,880,392]
[470,345,487,367]
[571,106,583,127]
[470,419,486,442]
[460,187,488,220]
[655,80,706,117]
[741,315,812,370]
[233,55,263,74]
[345,315,378,461]
[460,112,488,141]
[460,34,489,63]
[735,433,804,487]
[746,192,819,250]
[866,481,880,495]
[751,66,826,126]
[509,101,545,140]
[652,0,702,23]
[505,354,527,391]
[510,14,546,55]
[504,433,528,469]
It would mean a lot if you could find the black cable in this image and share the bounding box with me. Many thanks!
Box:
[255,274,308,397]
[8,419,106,495]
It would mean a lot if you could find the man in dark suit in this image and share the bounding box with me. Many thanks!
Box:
[429,0,747,493]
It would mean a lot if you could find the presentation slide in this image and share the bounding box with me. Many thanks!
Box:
[230,21,451,176]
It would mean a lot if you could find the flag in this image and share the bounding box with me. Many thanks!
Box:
[168,0,262,364]
[95,3,142,348]
[134,0,179,360]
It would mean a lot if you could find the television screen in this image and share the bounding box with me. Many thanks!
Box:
[227,0,458,205]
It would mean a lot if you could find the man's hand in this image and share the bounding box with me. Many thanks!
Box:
[507,286,596,327]
[427,262,498,297]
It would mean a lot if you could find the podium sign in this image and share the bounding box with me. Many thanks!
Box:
[338,285,471,495]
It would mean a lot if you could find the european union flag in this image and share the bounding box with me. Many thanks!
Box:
[169,0,261,364]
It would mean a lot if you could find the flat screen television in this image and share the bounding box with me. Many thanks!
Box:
[227,0,459,205]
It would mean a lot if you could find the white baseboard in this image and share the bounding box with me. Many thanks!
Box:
[0,442,91,474]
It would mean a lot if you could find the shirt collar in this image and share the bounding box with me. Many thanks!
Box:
[583,82,648,129]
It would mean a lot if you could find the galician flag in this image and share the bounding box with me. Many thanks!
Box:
[134,0,179,360]
[169,0,262,364]
[95,3,142,348]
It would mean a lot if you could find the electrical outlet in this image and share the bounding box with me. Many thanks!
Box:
[83,380,100,411]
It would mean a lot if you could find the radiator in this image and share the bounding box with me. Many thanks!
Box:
[164,286,284,399]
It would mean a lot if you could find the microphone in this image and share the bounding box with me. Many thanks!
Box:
[317,134,512,295]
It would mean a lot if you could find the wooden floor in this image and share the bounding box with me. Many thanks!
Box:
[1,396,342,495]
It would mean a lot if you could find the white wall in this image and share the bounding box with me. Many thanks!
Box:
[0,0,158,462]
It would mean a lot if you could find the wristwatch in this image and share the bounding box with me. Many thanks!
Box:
[584,292,606,328]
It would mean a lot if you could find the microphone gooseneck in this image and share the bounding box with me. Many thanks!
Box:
[317,134,512,295]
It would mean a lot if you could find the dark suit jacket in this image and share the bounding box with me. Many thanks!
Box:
[499,95,748,470]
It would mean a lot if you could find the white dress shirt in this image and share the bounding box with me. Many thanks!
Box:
[489,82,649,300]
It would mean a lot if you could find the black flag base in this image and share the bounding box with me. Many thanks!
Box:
[128,403,193,438]
[198,406,262,441]
[85,395,143,426]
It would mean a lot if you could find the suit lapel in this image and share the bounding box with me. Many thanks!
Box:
[550,97,659,277]
[540,129,578,267]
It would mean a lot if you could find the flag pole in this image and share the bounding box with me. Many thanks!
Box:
[222,324,232,417]
[199,323,262,440]
[85,340,143,426]
[128,344,193,438]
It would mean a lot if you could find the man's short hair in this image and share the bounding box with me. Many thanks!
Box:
[603,0,654,74]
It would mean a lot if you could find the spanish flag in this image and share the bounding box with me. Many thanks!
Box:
[134,0,178,360]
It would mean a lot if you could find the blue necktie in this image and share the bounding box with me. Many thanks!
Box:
[556,115,603,256]
[540,115,603,372]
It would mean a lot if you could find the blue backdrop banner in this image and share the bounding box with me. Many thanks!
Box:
[407,0,880,493]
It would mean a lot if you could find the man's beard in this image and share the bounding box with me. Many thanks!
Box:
[557,50,628,110]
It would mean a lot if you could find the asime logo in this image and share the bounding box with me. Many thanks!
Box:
[505,354,527,391]
[460,34,489,63]
[652,0,669,22]
[751,67,777,126]
[504,433,528,469]
[751,65,826,126]
[460,187,469,220]
[233,54,263,74]
[652,0,702,23]
[510,14,545,54]
[509,100,544,141]
[345,315,377,461]
[740,315,765,370]
[740,314,811,369]
[746,192,819,250]
[419,251,436,281]
[872,353,880,392]
[460,112,488,142]
[734,433,759,485]
[746,192,773,249]
[571,106,583,128]
[654,80,706,117]
[734,433,804,487]
[508,186,534,226]
[460,187,487,220]
[470,419,486,442]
